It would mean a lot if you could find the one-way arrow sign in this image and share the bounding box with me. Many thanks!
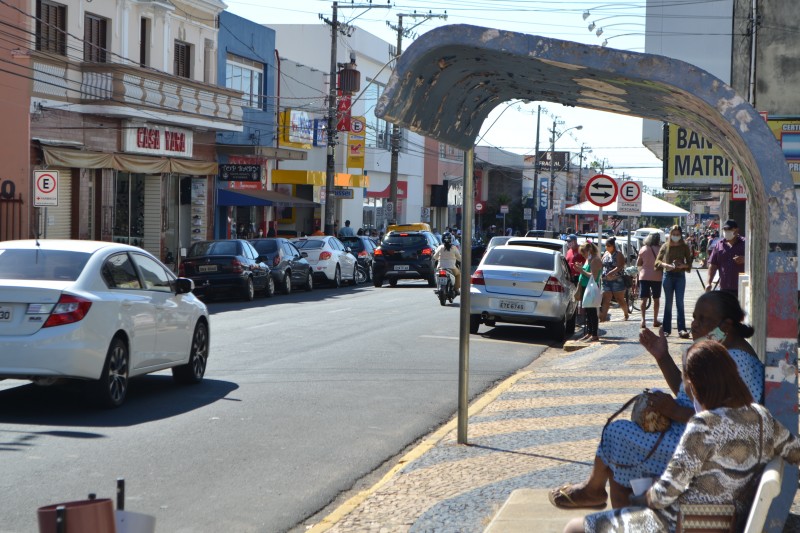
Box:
[585,174,618,207]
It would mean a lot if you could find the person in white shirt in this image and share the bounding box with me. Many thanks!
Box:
[433,232,462,294]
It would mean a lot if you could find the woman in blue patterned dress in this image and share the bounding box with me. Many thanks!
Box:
[549,291,764,510]
[564,340,800,533]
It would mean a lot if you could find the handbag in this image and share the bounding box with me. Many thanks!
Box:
[600,389,670,468]
[582,275,602,308]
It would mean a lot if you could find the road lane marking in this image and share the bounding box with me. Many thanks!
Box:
[327,307,352,313]
[242,322,280,330]
[306,370,533,532]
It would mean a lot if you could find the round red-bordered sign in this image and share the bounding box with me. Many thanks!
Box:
[619,180,641,202]
[584,174,618,207]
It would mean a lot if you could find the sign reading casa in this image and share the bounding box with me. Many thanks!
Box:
[123,123,193,157]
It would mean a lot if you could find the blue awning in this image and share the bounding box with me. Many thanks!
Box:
[216,188,319,208]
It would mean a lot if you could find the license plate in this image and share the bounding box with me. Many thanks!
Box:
[0,305,12,322]
[499,300,526,311]
[394,265,409,271]
[198,265,218,273]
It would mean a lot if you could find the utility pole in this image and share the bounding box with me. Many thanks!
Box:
[532,105,541,230]
[321,1,390,235]
[387,11,447,224]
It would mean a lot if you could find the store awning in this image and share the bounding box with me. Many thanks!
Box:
[335,173,369,188]
[41,145,217,174]
[216,188,319,208]
[272,169,326,186]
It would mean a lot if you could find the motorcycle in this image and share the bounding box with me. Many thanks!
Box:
[434,268,458,306]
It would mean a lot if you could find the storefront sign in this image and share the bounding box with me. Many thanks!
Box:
[333,189,354,199]
[768,117,800,184]
[219,164,261,182]
[123,124,193,157]
[347,133,365,170]
[313,119,327,147]
[337,94,352,132]
[280,109,314,148]
[663,124,731,190]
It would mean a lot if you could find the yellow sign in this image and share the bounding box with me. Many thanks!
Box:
[347,134,365,170]
[278,109,312,150]
[664,124,732,190]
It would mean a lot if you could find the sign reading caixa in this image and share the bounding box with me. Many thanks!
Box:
[664,118,800,189]
[123,122,193,157]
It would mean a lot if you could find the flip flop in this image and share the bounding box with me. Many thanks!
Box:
[652,320,662,327]
[548,485,607,510]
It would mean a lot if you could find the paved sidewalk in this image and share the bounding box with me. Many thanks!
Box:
[304,268,800,533]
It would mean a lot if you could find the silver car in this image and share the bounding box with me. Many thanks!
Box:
[469,245,578,340]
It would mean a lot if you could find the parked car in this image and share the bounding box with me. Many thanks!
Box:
[180,240,272,301]
[469,245,578,341]
[505,236,568,255]
[339,235,376,281]
[372,230,439,287]
[0,239,210,407]
[291,236,357,288]
[250,238,313,293]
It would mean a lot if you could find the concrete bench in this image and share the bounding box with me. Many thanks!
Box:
[483,457,784,533]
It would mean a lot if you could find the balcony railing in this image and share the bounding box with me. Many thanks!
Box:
[32,51,244,129]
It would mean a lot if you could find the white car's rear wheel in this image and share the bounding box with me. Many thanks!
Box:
[93,337,129,408]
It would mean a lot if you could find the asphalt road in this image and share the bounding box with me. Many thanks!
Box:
[0,279,551,532]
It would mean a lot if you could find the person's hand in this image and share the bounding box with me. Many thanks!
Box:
[663,263,674,271]
[648,390,676,417]
[733,255,744,265]
[640,327,669,361]
[705,284,712,292]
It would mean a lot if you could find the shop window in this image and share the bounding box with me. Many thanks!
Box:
[174,41,191,78]
[363,80,392,150]
[36,0,66,55]
[226,53,264,109]
[84,13,108,63]
[113,173,145,247]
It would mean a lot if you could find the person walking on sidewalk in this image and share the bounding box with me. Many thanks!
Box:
[656,226,693,338]
[706,219,745,296]
[548,291,763,512]
[564,339,797,533]
[566,234,585,285]
[636,232,663,329]
[599,238,629,322]
[577,242,603,342]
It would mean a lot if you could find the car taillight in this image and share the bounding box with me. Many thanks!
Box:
[43,295,92,328]
[273,255,281,267]
[373,248,383,256]
[358,250,368,258]
[319,251,332,260]
[421,247,432,256]
[178,262,186,276]
[544,276,564,292]
[471,270,485,285]
[231,259,244,273]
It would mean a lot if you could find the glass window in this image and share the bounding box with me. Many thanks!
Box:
[252,240,278,254]
[189,241,238,256]
[384,234,428,247]
[484,249,556,271]
[226,53,264,109]
[362,80,391,150]
[102,253,142,289]
[113,173,145,247]
[0,249,89,281]
[131,254,173,292]
[245,242,258,260]
[292,240,323,250]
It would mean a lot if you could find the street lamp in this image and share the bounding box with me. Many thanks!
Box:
[548,122,582,232]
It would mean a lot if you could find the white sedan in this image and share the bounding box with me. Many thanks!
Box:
[0,240,209,407]
[291,236,357,287]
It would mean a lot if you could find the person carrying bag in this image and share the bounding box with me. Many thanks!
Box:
[577,241,603,342]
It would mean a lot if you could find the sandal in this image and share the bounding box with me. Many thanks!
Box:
[652,320,662,328]
[640,322,647,329]
[548,484,607,510]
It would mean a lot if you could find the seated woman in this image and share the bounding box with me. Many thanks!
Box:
[564,340,800,533]
[549,291,764,510]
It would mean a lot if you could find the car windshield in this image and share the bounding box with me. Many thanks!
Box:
[293,240,324,250]
[484,248,555,270]
[384,234,428,247]
[508,240,563,251]
[189,241,238,256]
[339,237,364,251]
[252,240,278,253]
[0,249,90,280]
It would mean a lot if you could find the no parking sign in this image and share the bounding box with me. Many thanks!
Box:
[34,171,58,206]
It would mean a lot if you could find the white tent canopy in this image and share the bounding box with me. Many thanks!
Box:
[564,192,689,217]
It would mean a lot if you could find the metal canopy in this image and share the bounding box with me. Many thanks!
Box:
[377,24,797,531]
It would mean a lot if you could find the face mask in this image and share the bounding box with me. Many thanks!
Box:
[723,230,734,240]
[670,235,681,243]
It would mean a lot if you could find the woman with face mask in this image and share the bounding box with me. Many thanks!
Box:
[548,291,763,512]
[566,338,791,533]
[654,225,693,338]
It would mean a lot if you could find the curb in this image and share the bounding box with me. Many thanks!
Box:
[306,369,534,532]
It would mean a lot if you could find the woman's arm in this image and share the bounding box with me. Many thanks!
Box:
[590,256,602,278]
[654,244,667,270]
[681,245,693,271]
[640,328,683,395]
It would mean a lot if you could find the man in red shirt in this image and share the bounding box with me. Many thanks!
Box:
[565,234,584,284]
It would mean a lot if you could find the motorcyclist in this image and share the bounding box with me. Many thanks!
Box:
[433,232,462,295]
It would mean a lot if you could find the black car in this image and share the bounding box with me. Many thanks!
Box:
[339,235,376,281]
[249,238,314,293]
[179,239,272,301]
[372,230,438,287]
